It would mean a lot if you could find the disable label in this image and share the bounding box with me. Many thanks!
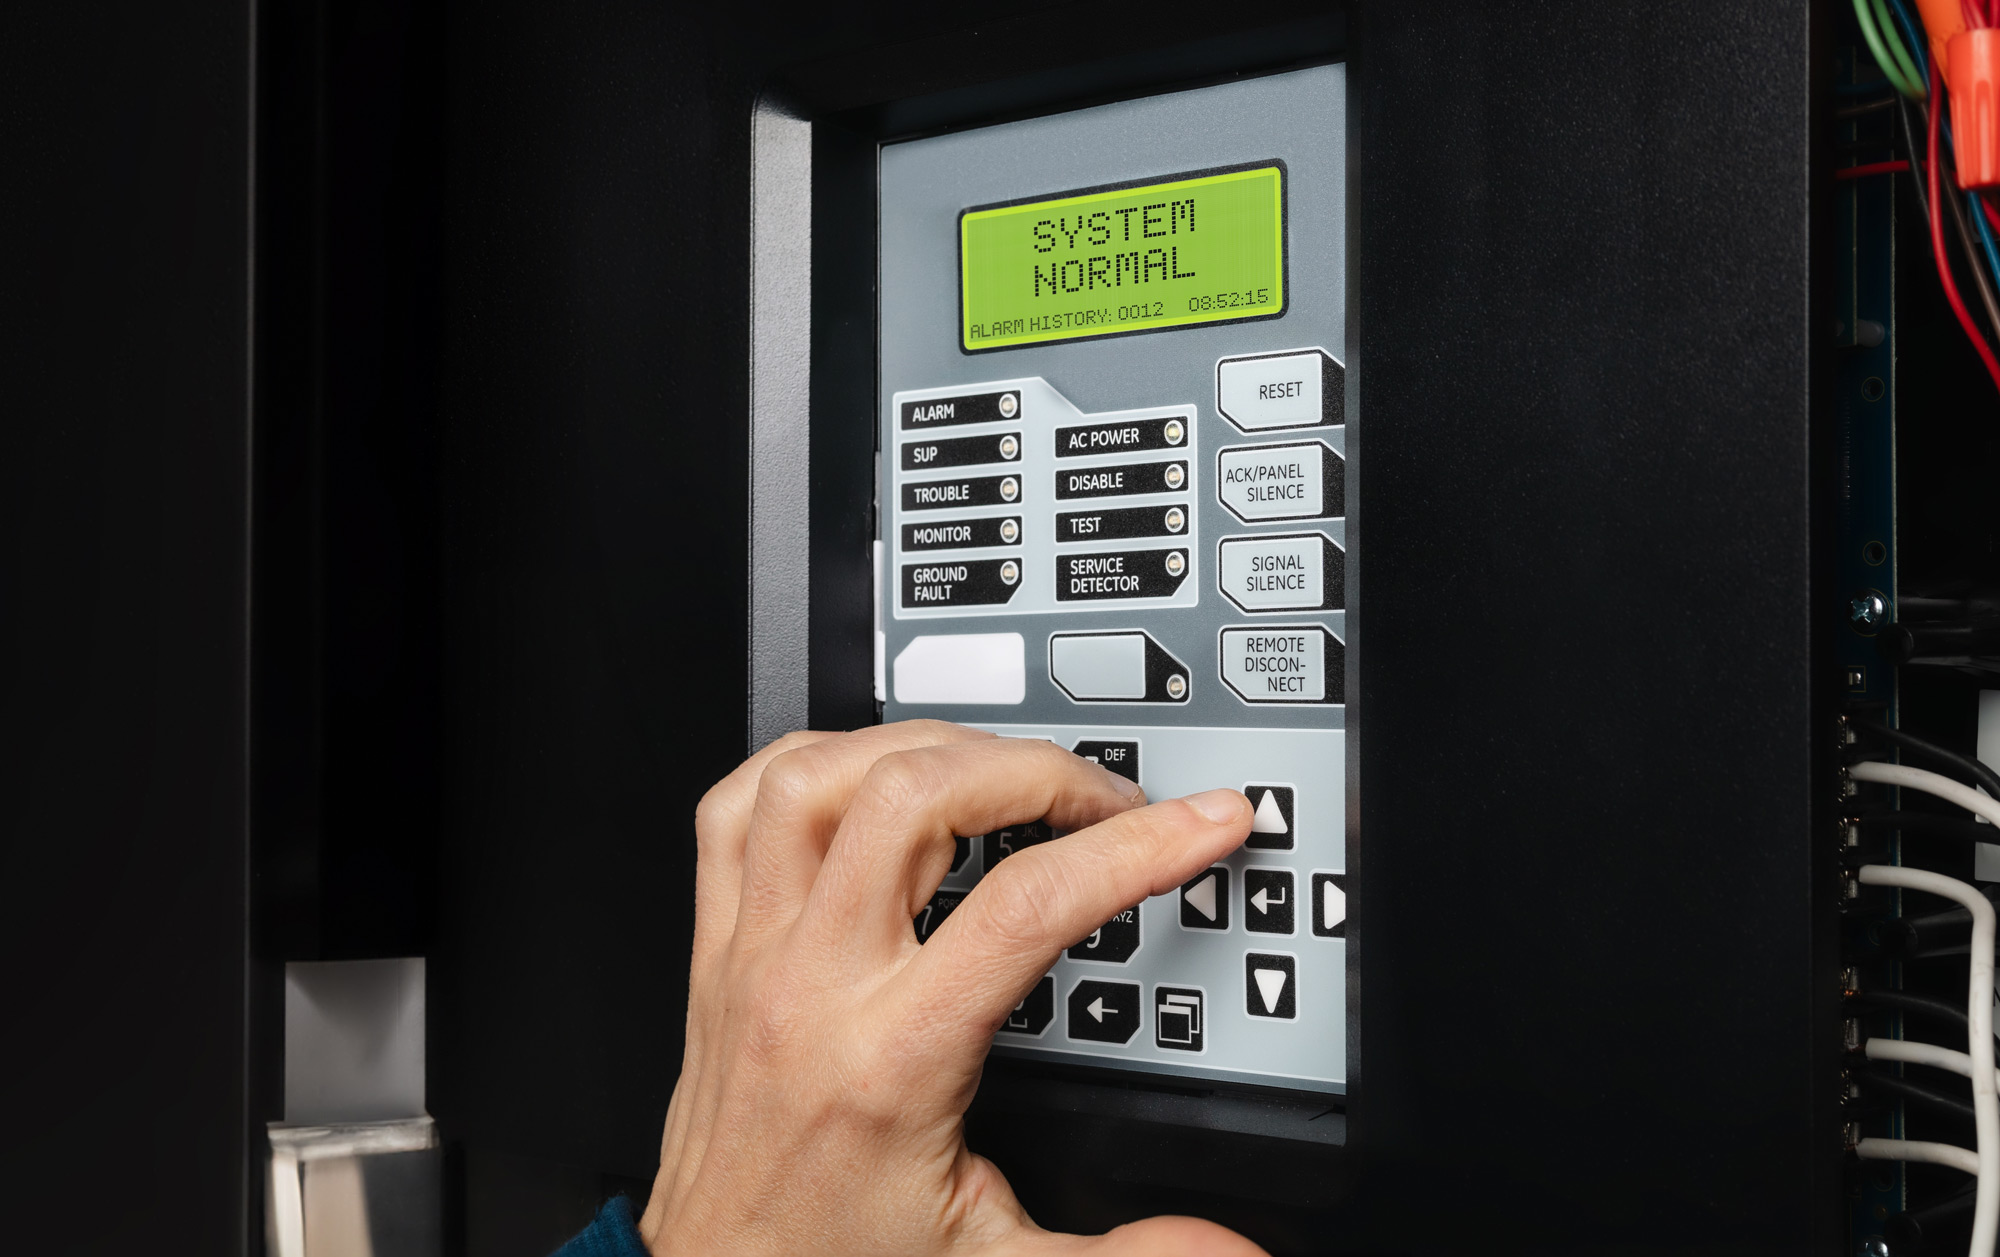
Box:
[1056,460,1188,500]
[1057,548,1191,601]
[1216,441,1342,523]
[902,558,1022,609]
[1217,532,1343,612]
[1218,625,1344,703]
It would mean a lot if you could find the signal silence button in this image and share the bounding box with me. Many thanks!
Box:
[1218,533,1343,612]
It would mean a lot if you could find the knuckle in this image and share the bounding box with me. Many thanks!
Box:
[973,860,1059,950]
[858,748,941,816]
[754,746,824,815]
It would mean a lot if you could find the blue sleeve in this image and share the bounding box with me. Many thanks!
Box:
[551,1196,650,1257]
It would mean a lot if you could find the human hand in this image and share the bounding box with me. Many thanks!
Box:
[637,720,1266,1257]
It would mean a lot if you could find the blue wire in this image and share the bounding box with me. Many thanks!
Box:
[1972,190,2000,306]
[1886,0,1930,86]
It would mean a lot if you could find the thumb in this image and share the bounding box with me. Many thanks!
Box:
[1059,1215,1270,1257]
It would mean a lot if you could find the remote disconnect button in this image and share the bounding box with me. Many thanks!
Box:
[1215,348,1343,431]
[1218,626,1343,704]
[1217,532,1344,613]
[1066,979,1142,1044]
[1049,631,1191,703]
[1216,441,1343,523]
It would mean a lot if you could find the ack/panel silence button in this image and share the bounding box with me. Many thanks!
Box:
[1216,441,1342,523]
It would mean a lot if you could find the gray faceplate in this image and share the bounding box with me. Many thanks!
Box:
[879,66,1346,1092]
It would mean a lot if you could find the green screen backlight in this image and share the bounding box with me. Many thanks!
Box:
[959,164,1285,352]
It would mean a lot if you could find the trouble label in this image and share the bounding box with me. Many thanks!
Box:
[900,391,1020,430]
[902,473,1022,512]
[1056,548,1191,601]
[901,558,1023,608]
[1218,625,1344,703]
[1056,460,1189,500]
[1216,441,1342,523]
[1054,416,1186,458]
[1217,532,1343,612]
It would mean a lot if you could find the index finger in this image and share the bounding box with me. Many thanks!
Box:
[891,788,1251,1041]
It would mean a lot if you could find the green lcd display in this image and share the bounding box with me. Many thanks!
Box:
[959,163,1285,352]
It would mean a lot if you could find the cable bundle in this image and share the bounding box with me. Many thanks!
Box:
[1850,0,2000,397]
[1850,759,2000,1257]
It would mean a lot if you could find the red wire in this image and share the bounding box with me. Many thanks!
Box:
[1927,62,2000,396]
[1967,0,1986,31]
[1837,160,1914,179]
[1984,192,2000,236]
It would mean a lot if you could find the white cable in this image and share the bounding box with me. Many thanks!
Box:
[1860,861,1999,1257]
[1866,1036,2000,1089]
[1857,1136,1982,1176]
[1850,759,2000,828]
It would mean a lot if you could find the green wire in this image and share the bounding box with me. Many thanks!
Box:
[1873,0,1927,95]
[1854,0,1924,98]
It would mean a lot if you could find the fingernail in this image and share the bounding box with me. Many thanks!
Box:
[1185,788,1245,824]
[1097,764,1146,802]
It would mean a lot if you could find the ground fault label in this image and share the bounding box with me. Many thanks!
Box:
[1216,441,1343,523]
[1055,416,1186,458]
[902,558,1023,608]
[901,516,1021,551]
[1218,625,1344,703]
[902,473,1021,512]
[1056,460,1188,500]
[1056,548,1191,601]
[900,391,1021,430]
[1057,505,1187,543]
[1217,532,1344,612]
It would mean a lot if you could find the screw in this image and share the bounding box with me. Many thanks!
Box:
[1860,1238,1890,1257]
[1849,591,1887,630]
